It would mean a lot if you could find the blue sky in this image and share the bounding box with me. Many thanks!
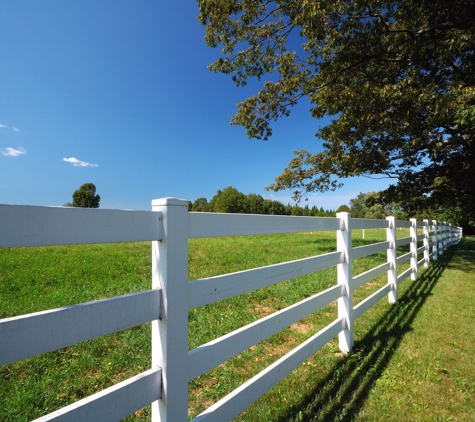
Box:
[0,1,393,211]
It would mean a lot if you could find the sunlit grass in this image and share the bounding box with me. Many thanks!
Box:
[1,229,469,421]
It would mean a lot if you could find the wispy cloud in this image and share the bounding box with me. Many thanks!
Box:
[63,157,98,167]
[1,147,27,157]
[0,124,20,132]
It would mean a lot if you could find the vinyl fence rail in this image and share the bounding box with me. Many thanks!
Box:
[0,198,462,421]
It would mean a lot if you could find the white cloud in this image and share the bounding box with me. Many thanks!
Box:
[0,124,20,131]
[1,147,27,157]
[63,157,98,167]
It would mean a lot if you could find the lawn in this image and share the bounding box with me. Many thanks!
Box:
[0,230,472,421]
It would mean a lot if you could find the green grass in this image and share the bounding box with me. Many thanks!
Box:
[0,243,153,421]
[352,236,475,421]
[1,230,472,421]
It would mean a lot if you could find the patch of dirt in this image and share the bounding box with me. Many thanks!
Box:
[290,321,314,334]
[250,303,274,317]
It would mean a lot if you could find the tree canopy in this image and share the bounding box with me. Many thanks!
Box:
[212,186,250,213]
[197,0,475,229]
[71,183,101,208]
[191,186,336,216]
[349,191,391,219]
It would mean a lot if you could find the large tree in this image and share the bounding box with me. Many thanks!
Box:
[197,0,475,228]
[211,186,250,213]
[71,183,101,208]
[192,197,211,212]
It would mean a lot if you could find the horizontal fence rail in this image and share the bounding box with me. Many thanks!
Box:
[353,284,392,320]
[352,240,390,260]
[188,284,344,381]
[0,204,162,247]
[352,262,391,290]
[0,289,161,366]
[0,200,462,421]
[188,212,341,238]
[188,250,343,309]
[192,318,345,422]
[33,368,162,422]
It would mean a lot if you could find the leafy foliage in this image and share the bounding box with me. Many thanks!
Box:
[198,0,475,228]
[336,204,351,213]
[349,191,392,219]
[191,197,211,212]
[192,186,336,216]
[350,192,367,219]
[71,183,100,208]
[212,186,250,213]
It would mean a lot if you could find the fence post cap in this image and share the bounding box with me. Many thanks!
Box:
[336,211,351,217]
[151,197,189,207]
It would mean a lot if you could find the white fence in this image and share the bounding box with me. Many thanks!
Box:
[0,198,462,421]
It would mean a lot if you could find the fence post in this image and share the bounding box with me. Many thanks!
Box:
[432,220,438,261]
[337,212,353,353]
[386,216,397,303]
[423,219,430,268]
[151,198,189,422]
[438,221,443,255]
[443,222,448,251]
[444,222,450,250]
[410,218,418,281]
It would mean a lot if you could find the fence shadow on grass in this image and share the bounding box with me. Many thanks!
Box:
[446,235,475,273]
[276,244,457,422]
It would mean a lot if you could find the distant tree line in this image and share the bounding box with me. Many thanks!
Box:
[191,187,453,223]
[190,186,336,217]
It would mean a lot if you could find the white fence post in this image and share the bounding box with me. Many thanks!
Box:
[446,222,450,249]
[410,218,418,281]
[386,216,397,303]
[151,198,189,422]
[438,221,443,255]
[432,220,438,260]
[447,223,450,247]
[423,219,430,268]
[443,222,448,251]
[337,212,353,353]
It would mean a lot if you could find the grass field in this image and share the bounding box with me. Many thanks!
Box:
[0,230,473,421]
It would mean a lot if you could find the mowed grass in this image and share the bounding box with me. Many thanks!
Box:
[352,236,475,422]
[1,229,473,421]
